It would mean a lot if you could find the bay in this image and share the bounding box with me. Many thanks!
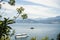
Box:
[9,23,60,40]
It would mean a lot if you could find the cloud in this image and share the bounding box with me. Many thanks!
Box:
[22,5,60,18]
[0,0,60,19]
[25,0,60,8]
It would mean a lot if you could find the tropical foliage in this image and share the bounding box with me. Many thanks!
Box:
[0,0,28,40]
[8,0,15,5]
[0,18,15,40]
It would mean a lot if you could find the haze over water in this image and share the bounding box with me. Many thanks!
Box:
[10,23,60,40]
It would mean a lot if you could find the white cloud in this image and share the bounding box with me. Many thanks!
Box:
[25,0,60,8]
[22,5,60,18]
[0,0,60,19]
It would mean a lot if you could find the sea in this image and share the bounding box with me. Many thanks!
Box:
[9,23,60,40]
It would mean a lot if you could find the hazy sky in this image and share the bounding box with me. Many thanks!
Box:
[0,0,60,19]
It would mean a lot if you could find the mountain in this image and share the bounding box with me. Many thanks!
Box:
[36,16,60,24]
[15,16,60,24]
[15,19,37,23]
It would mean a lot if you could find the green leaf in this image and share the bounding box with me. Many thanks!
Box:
[7,26,12,29]
[16,7,24,14]
[0,22,2,25]
[0,4,1,9]
[8,0,15,5]
[21,14,28,19]
[7,20,15,24]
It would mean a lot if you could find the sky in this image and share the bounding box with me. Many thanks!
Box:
[0,0,60,19]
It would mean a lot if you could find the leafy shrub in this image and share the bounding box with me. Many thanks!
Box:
[57,33,60,40]
[31,37,36,40]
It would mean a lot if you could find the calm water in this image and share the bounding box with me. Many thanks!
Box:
[9,23,60,40]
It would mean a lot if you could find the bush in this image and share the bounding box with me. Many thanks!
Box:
[41,36,49,40]
[57,33,60,40]
[31,37,36,40]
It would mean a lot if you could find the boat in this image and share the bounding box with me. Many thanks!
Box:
[15,33,29,39]
[30,27,34,29]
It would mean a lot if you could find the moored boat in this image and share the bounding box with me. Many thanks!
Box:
[15,33,29,39]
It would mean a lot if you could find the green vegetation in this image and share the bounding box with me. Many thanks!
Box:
[41,36,49,40]
[0,36,10,40]
[8,0,15,5]
[57,33,60,40]
[0,18,14,40]
[0,0,28,40]
[31,37,36,40]
[30,33,60,40]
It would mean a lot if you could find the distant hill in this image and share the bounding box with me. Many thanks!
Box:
[15,19,37,23]
[36,16,60,24]
[15,16,60,24]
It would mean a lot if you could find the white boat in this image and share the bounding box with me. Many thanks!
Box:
[15,33,29,39]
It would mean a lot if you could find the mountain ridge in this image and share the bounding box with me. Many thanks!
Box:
[15,16,60,24]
